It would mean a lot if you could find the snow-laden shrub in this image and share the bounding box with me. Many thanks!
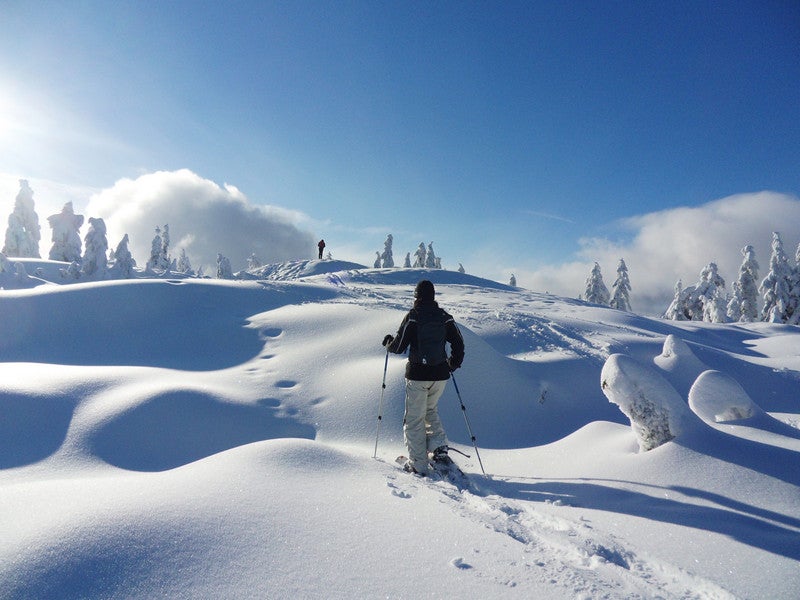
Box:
[601,353,693,451]
[688,370,757,423]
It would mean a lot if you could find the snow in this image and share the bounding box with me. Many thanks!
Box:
[1,262,799,599]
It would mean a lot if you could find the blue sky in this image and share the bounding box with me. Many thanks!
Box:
[1,1,799,312]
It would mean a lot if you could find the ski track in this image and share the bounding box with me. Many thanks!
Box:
[384,465,738,600]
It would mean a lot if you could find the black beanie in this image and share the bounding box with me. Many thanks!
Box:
[414,279,435,302]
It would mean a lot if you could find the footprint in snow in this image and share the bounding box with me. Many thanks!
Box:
[450,557,472,570]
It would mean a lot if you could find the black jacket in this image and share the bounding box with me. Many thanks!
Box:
[387,300,465,381]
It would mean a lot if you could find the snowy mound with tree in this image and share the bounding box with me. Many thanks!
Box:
[1,267,799,599]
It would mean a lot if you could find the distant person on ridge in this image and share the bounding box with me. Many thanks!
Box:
[317,239,325,260]
[382,280,465,475]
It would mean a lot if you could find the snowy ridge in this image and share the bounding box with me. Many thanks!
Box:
[1,268,799,598]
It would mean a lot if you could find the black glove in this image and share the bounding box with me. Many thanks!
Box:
[382,334,394,348]
[447,357,461,371]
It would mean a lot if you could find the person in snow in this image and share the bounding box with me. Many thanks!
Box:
[317,239,326,260]
[382,280,465,475]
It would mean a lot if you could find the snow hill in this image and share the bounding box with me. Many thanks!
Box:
[1,260,799,599]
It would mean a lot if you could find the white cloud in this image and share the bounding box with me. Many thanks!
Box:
[520,191,800,316]
[86,169,316,271]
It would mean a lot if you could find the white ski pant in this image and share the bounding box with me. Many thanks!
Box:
[404,379,448,473]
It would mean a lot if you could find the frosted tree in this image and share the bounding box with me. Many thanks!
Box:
[584,262,610,305]
[729,245,759,322]
[381,234,394,268]
[609,258,632,311]
[373,252,381,268]
[47,202,84,262]
[147,227,164,271]
[664,280,688,320]
[726,282,744,322]
[458,263,465,274]
[509,274,516,286]
[413,243,426,268]
[403,252,411,268]
[160,224,171,270]
[791,242,800,325]
[109,234,135,279]
[247,253,262,270]
[759,232,793,323]
[216,253,233,279]
[425,242,437,268]
[703,287,728,323]
[3,180,41,258]
[674,262,725,321]
[177,248,193,274]
[81,217,108,279]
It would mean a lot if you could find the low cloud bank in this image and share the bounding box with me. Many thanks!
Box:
[86,170,317,271]
[522,192,800,316]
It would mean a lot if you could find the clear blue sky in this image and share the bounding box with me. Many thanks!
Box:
[1,1,798,287]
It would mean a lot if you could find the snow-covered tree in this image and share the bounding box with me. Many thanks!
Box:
[787,241,800,325]
[729,245,759,322]
[47,202,84,262]
[759,232,793,323]
[247,253,262,271]
[109,234,135,279]
[3,180,41,258]
[703,287,728,323]
[458,263,465,274]
[81,217,108,279]
[609,258,632,312]
[381,234,394,268]
[216,253,233,279]
[726,282,744,323]
[403,252,412,268]
[425,242,437,269]
[160,224,171,269]
[664,280,688,320]
[669,262,725,321]
[146,225,171,272]
[177,248,193,274]
[373,252,381,268]
[413,243,426,268]
[509,274,516,287]
[584,262,610,305]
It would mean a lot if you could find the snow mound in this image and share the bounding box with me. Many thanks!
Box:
[238,259,367,281]
[0,255,50,290]
[653,334,708,397]
[601,353,699,451]
[688,370,757,423]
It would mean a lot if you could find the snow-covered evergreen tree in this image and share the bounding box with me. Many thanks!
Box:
[664,280,688,320]
[509,274,516,287]
[609,258,632,312]
[670,262,725,321]
[47,202,84,262]
[403,252,412,268]
[381,234,394,268]
[3,180,41,258]
[160,224,171,270]
[247,253,261,271]
[373,252,381,268]
[703,287,728,323]
[584,262,610,305]
[147,227,163,271]
[731,245,759,322]
[458,263,465,274]
[413,243,426,268]
[109,234,135,279]
[759,232,793,323]
[216,253,233,279]
[81,217,108,279]
[425,243,437,269]
[177,248,193,274]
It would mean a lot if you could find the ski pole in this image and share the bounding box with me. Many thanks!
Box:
[372,348,390,458]
[450,373,486,476]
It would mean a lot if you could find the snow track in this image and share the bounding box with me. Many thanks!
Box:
[385,467,738,599]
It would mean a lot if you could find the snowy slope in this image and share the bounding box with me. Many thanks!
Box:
[1,264,799,599]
